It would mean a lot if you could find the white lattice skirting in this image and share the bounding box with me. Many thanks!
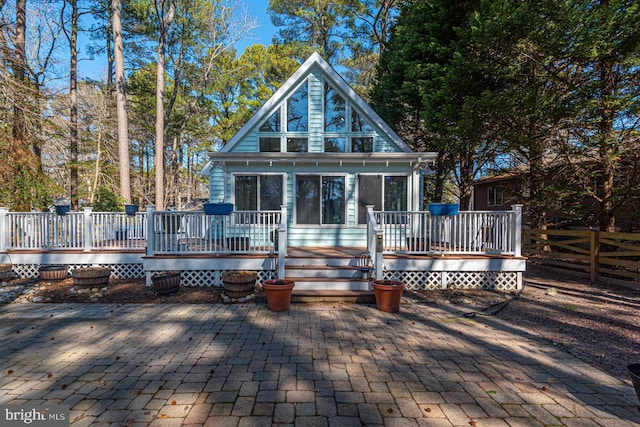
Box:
[11,264,278,287]
[384,271,522,291]
[13,263,145,279]
[10,264,520,290]
[147,270,277,287]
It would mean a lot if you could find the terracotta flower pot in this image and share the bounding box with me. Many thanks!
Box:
[222,271,257,299]
[262,279,295,312]
[372,279,405,313]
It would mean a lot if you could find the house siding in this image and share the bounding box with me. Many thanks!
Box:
[209,165,225,203]
[209,57,431,247]
[309,69,323,152]
[222,162,416,246]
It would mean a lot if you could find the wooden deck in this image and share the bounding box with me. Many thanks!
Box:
[5,245,526,291]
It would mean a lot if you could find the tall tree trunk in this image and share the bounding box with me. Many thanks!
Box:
[106,3,114,90]
[527,150,547,230]
[598,58,616,232]
[154,0,176,210]
[13,0,26,145]
[458,148,475,211]
[69,0,79,210]
[112,0,131,204]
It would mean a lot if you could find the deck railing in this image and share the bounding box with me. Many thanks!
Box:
[1,205,522,257]
[4,209,146,251]
[147,208,281,255]
[373,205,523,256]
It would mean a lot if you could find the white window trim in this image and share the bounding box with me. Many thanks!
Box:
[293,173,348,228]
[487,186,504,207]
[322,82,376,153]
[356,173,410,227]
[231,173,287,211]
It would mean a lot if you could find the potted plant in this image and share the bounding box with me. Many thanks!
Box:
[39,265,68,281]
[262,279,295,312]
[204,203,234,215]
[359,266,372,280]
[221,271,257,299]
[427,203,459,216]
[151,271,181,295]
[71,267,111,287]
[124,204,139,216]
[55,205,71,216]
[371,279,405,313]
[0,264,12,281]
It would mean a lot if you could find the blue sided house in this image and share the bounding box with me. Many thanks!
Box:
[203,52,437,248]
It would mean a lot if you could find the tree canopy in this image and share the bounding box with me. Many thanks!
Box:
[0,0,638,232]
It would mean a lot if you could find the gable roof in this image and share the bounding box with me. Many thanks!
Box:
[219,52,412,153]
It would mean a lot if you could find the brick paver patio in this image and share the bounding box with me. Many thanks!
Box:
[1,301,638,426]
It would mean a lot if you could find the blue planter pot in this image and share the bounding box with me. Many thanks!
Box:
[124,204,139,216]
[55,205,70,216]
[204,203,234,215]
[427,203,459,216]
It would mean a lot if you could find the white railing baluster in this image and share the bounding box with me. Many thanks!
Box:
[375,209,518,255]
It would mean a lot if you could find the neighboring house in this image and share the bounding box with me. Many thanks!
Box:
[472,170,640,231]
[472,173,521,212]
[202,52,437,247]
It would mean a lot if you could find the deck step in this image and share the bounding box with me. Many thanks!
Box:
[286,277,372,291]
[285,265,366,279]
[291,289,375,304]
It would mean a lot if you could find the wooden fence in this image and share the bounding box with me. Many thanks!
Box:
[523,229,640,287]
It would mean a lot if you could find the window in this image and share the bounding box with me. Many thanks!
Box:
[287,81,308,132]
[234,175,284,211]
[259,137,280,152]
[287,137,308,152]
[324,83,346,131]
[357,175,407,224]
[324,137,347,152]
[352,137,373,152]
[259,109,281,132]
[488,186,504,206]
[351,109,373,132]
[296,175,346,225]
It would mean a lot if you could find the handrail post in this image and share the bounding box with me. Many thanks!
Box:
[511,204,523,257]
[0,207,8,253]
[367,205,385,280]
[146,206,155,257]
[277,205,287,279]
[375,231,384,280]
[83,207,93,252]
[366,205,375,258]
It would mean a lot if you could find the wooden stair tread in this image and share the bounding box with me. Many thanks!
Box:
[292,289,373,296]
[291,289,375,303]
[285,277,371,282]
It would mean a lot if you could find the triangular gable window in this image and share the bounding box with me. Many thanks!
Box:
[287,81,309,132]
[325,83,346,132]
[351,108,373,132]
[259,109,281,132]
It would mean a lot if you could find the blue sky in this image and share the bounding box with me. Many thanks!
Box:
[79,2,277,81]
[237,2,277,52]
